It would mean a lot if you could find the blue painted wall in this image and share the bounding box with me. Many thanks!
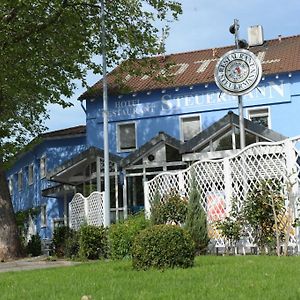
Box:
[6,69,300,240]
[86,72,299,156]
[6,135,86,239]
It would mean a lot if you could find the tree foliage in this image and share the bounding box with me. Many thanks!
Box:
[185,173,209,255]
[0,0,182,260]
[0,0,182,159]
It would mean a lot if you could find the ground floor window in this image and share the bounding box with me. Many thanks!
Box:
[247,107,270,128]
[180,114,201,141]
[41,205,47,227]
[117,122,137,152]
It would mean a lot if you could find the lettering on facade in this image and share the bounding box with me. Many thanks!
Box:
[110,80,286,119]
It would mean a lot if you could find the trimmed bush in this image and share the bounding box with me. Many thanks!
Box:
[108,212,150,259]
[79,225,107,260]
[150,191,188,225]
[52,226,75,257]
[26,234,42,257]
[132,224,195,270]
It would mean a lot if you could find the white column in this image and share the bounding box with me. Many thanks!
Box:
[123,170,128,219]
[144,181,150,218]
[63,191,68,226]
[115,164,119,222]
[224,158,232,214]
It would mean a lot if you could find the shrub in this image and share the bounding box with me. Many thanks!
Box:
[26,234,42,257]
[132,224,195,270]
[65,231,80,259]
[243,179,285,254]
[79,225,107,260]
[216,199,243,254]
[150,190,162,225]
[108,212,150,259]
[185,174,209,254]
[52,226,75,257]
[150,191,188,225]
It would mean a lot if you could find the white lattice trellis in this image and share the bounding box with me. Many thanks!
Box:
[69,191,105,230]
[144,137,300,252]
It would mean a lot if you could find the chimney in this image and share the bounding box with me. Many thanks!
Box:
[248,25,264,46]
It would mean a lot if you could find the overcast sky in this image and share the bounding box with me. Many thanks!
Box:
[45,0,300,131]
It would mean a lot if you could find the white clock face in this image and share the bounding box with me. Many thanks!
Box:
[214,49,262,96]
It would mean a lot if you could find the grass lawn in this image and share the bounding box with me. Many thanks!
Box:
[0,256,299,300]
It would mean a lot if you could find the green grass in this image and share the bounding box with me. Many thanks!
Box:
[1,256,300,300]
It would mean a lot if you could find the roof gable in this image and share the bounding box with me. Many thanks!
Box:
[120,132,182,168]
[181,111,287,153]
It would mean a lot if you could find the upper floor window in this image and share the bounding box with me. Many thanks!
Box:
[28,164,34,185]
[17,171,23,191]
[40,156,47,178]
[248,107,270,128]
[180,115,201,142]
[117,122,137,152]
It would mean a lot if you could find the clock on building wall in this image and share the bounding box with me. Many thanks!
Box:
[214,49,262,96]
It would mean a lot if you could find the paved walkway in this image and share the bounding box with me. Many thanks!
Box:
[0,256,80,273]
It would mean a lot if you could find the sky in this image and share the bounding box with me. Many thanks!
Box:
[45,0,300,132]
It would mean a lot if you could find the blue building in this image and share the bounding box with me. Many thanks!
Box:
[6,33,300,240]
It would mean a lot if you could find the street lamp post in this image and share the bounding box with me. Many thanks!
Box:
[232,19,246,149]
[101,0,110,227]
[214,20,262,151]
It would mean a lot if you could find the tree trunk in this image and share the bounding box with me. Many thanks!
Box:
[0,162,22,260]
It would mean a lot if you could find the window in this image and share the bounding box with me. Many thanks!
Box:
[17,171,23,191]
[8,177,13,195]
[28,164,34,185]
[117,122,137,151]
[180,115,201,141]
[248,107,270,128]
[41,205,47,227]
[40,156,46,178]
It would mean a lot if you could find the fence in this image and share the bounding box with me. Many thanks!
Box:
[144,137,300,252]
[69,191,105,230]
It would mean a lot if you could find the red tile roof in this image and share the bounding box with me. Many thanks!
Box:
[41,125,86,139]
[79,34,300,100]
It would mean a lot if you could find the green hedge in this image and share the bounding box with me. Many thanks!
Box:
[79,225,108,260]
[132,224,195,270]
[108,212,150,259]
[52,226,76,257]
[26,234,42,257]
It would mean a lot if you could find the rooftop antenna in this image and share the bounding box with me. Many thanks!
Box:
[159,26,168,58]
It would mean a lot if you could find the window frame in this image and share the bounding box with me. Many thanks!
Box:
[116,121,137,152]
[40,156,47,179]
[8,177,13,195]
[247,106,271,129]
[179,114,202,142]
[17,170,23,192]
[40,204,47,228]
[28,163,34,185]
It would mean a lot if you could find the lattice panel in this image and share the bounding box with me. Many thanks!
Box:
[145,138,300,251]
[69,192,105,230]
[87,192,104,227]
[69,193,87,230]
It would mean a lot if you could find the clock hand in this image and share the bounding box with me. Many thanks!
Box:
[235,66,241,74]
